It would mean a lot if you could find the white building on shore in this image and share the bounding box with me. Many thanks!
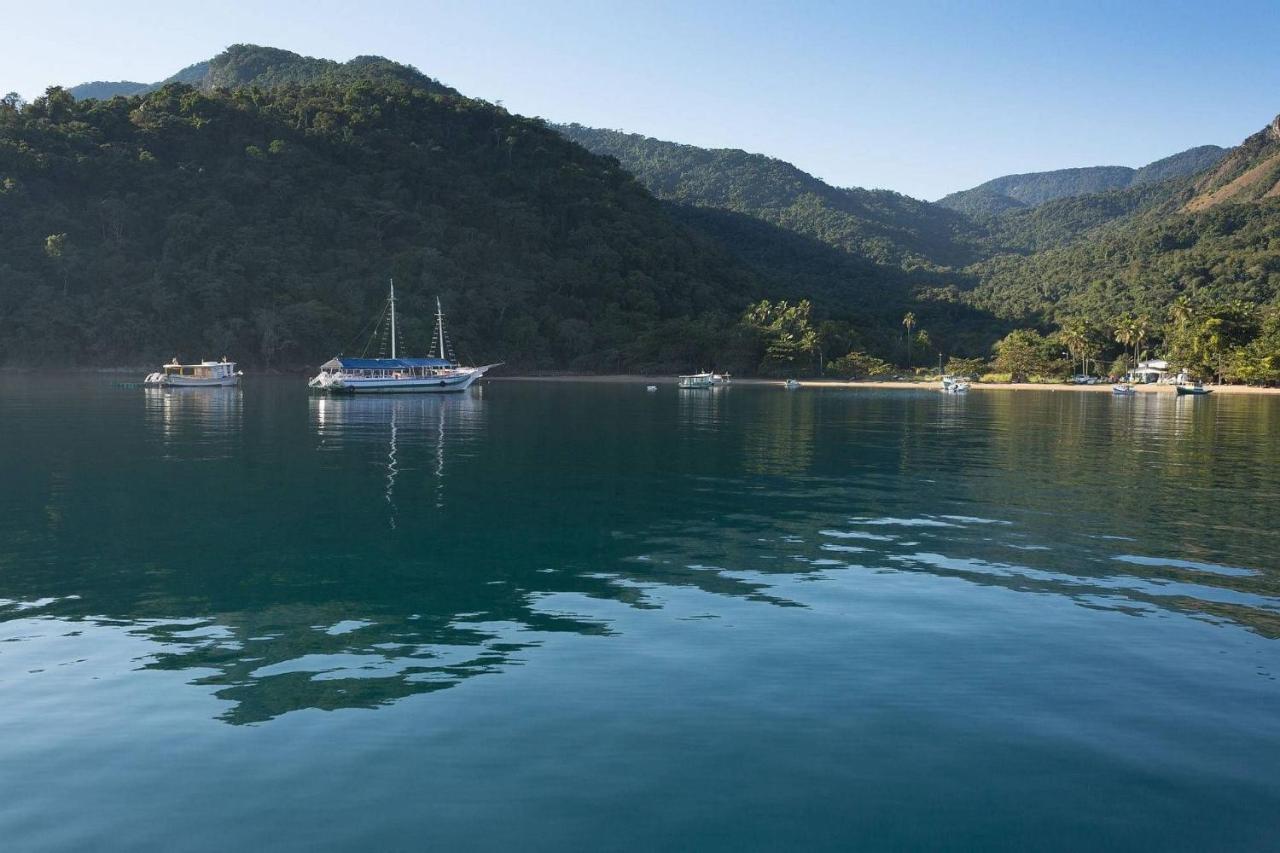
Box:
[1123,359,1193,385]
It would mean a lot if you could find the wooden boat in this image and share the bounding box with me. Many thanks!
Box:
[309,282,497,394]
[678,372,715,389]
[145,358,241,387]
[1175,384,1212,396]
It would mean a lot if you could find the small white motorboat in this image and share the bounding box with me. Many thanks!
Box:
[710,373,731,385]
[1112,384,1136,396]
[941,380,970,393]
[784,379,801,390]
[645,385,658,392]
[145,358,241,387]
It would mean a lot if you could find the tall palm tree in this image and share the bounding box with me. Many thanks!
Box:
[1168,295,1193,332]
[902,312,916,367]
[1133,314,1151,366]
[1060,322,1089,377]
[1114,317,1137,370]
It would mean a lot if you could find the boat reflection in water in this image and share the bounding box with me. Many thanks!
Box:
[310,390,486,519]
[143,385,243,460]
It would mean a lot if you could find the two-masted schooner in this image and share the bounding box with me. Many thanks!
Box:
[308,281,498,394]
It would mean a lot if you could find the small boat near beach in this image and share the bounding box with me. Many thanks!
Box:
[678,372,715,389]
[784,379,801,390]
[1175,383,1212,396]
[145,358,241,387]
[309,281,498,394]
[1112,384,1136,396]
[941,375,970,393]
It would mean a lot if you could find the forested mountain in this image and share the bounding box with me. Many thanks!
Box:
[66,80,151,100]
[67,45,457,101]
[1185,117,1280,211]
[14,44,1280,380]
[938,146,1226,216]
[557,124,983,269]
[0,82,787,370]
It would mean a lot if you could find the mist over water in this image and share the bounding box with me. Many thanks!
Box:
[2,376,1278,850]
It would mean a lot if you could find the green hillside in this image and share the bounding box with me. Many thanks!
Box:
[557,124,983,270]
[25,45,1280,381]
[67,45,457,101]
[66,80,151,100]
[0,82,788,371]
[1185,117,1280,211]
[938,146,1226,217]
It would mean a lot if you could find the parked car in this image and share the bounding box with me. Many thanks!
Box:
[1071,375,1098,385]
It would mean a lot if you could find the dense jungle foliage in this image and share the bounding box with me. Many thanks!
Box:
[0,81,803,371]
[6,45,1280,380]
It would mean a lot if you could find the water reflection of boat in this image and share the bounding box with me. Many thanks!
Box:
[144,385,243,453]
[310,392,485,514]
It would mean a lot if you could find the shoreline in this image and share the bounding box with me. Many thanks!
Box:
[489,375,1280,395]
[7,368,1279,395]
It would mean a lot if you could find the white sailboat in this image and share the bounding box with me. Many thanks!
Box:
[309,281,499,394]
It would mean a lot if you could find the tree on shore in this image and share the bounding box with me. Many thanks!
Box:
[902,312,916,367]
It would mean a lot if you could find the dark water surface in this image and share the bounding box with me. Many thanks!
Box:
[2,376,1279,851]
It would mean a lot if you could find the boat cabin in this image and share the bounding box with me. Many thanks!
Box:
[162,359,237,379]
[317,356,458,379]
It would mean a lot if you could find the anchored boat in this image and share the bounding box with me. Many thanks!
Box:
[145,358,241,387]
[309,281,498,394]
[678,372,716,389]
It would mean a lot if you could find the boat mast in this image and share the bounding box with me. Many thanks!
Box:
[389,279,397,359]
[436,297,446,360]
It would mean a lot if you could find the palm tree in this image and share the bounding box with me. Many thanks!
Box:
[1168,296,1193,332]
[902,312,916,367]
[1060,322,1089,377]
[1133,314,1151,365]
[1114,316,1137,371]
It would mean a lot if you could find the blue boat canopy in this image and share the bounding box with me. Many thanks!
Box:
[325,356,454,370]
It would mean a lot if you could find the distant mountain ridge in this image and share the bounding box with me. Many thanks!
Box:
[67,45,457,100]
[557,124,982,269]
[1184,116,1280,211]
[938,145,1227,216]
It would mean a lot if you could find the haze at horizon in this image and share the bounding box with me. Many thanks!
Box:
[4,0,1279,199]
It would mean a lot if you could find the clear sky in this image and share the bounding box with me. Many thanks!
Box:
[4,0,1279,199]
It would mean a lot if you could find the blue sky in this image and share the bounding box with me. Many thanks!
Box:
[4,0,1279,199]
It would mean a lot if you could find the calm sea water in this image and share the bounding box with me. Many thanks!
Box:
[2,376,1278,851]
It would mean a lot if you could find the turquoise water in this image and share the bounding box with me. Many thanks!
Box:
[2,376,1278,851]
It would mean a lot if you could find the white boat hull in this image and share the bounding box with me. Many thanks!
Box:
[145,374,241,387]
[312,365,494,394]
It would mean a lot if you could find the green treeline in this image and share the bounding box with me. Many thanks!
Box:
[5,44,1280,380]
[0,82,784,370]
